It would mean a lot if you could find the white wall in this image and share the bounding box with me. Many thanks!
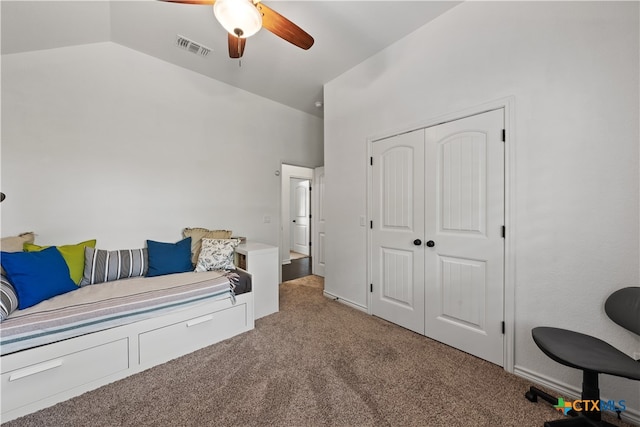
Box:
[1,42,323,249]
[324,0,639,417]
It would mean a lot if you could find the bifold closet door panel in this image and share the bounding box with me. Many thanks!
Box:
[370,129,426,335]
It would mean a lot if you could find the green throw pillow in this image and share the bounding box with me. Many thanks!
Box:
[24,239,97,285]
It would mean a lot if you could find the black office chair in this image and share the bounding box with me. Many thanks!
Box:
[525,286,640,427]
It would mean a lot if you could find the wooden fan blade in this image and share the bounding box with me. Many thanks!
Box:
[228,33,246,58]
[159,0,215,4]
[257,3,314,50]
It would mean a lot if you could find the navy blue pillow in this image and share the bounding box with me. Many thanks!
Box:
[1,246,77,310]
[146,237,192,277]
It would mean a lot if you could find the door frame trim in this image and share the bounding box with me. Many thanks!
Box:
[280,163,314,283]
[365,96,516,373]
[311,166,326,277]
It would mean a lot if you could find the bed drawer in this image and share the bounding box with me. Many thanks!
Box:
[138,303,247,365]
[1,338,129,413]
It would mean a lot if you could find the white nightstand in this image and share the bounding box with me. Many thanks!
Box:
[235,242,278,319]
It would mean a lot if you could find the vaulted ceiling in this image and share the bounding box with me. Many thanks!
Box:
[1,1,461,117]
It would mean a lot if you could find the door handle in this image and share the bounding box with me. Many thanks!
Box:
[413,239,422,246]
[426,240,435,247]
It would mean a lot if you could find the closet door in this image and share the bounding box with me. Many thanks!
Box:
[370,109,505,366]
[424,109,505,366]
[371,129,425,334]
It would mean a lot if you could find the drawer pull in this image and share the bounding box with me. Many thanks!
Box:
[10,359,63,381]
[186,315,214,328]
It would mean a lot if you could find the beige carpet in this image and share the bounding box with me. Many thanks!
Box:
[4,276,634,426]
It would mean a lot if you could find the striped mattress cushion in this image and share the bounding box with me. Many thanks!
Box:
[1,270,234,355]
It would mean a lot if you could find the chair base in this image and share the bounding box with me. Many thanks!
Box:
[525,386,619,427]
[525,385,559,406]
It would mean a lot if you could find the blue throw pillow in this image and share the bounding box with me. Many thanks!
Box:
[1,246,77,310]
[146,237,193,277]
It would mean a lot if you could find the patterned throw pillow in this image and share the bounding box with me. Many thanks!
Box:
[195,239,240,272]
[81,247,148,286]
[183,228,233,265]
[1,275,18,321]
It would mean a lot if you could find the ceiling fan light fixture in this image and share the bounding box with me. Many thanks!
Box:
[213,0,262,38]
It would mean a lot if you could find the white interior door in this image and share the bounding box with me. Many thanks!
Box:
[371,129,425,334]
[312,167,326,277]
[424,109,505,366]
[370,109,505,365]
[291,179,310,255]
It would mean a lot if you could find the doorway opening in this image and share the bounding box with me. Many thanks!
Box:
[280,163,326,282]
[280,164,313,282]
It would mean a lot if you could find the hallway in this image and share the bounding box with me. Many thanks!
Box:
[282,256,312,282]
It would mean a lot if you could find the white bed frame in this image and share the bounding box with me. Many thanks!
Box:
[0,285,254,422]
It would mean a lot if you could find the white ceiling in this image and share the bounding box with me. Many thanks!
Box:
[1,1,461,117]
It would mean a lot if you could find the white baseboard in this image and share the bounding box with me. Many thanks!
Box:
[515,365,640,426]
[322,291,367,313]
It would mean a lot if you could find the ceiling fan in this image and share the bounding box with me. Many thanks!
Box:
[161,0,314,59]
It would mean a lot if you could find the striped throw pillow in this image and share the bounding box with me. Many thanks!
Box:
[80,247,148,287]
[1,275,19,321]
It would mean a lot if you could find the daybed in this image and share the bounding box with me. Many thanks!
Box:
[0,231,255,422]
